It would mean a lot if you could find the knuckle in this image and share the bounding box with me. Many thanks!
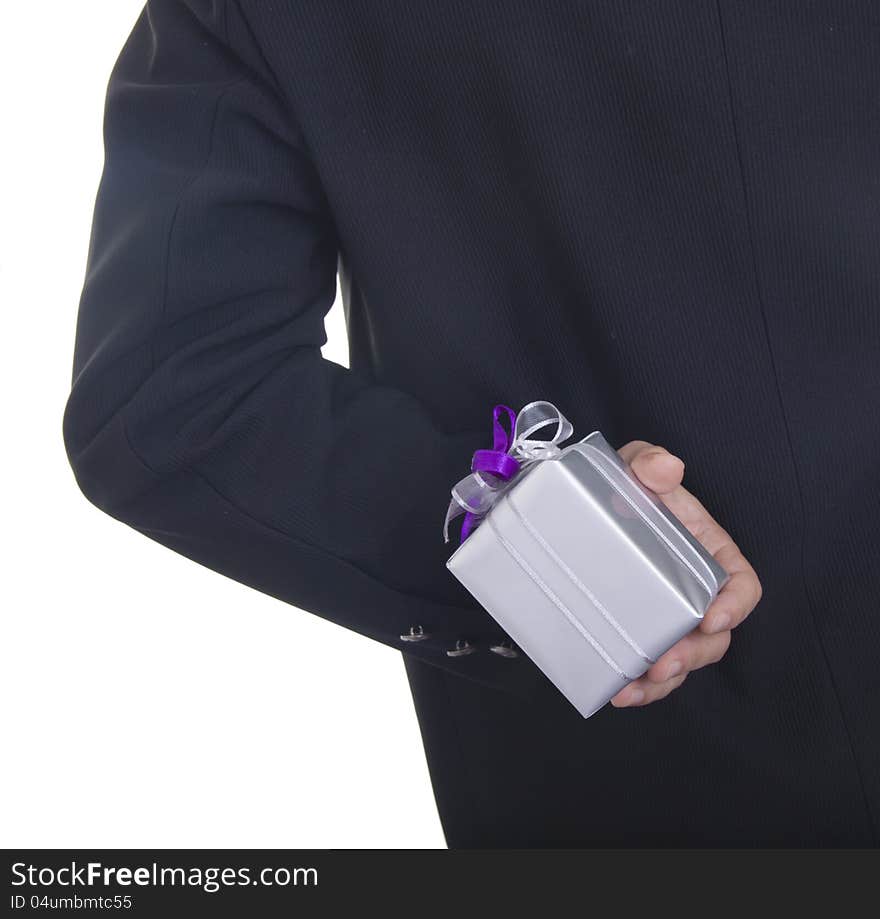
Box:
[710,632,732,663]
[657,674,687,702]
[646,665,669,684]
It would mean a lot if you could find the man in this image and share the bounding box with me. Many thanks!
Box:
[63,1,878,846]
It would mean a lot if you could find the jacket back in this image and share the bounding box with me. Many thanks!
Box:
[63,1,880,844]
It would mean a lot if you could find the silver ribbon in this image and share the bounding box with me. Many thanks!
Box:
[443,400,574,543]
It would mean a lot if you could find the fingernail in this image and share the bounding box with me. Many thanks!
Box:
[626,688,645,705]
[666,660,682,679]
[707,614,730,634]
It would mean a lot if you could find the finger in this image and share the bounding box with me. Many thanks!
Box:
[635,484,762,632]
[658,489,732,554]
[700,541,763,635]
[617,443,733,555]
[643,629,732,683]
[611,672,688,707]
[616,439,653,465]
[647,480,739,557]
[615,439,763,638]
[617,441,686,496]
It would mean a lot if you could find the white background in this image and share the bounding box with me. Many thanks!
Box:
[0,1,445,848]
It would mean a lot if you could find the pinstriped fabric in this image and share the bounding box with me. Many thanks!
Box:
[64,0,880,845]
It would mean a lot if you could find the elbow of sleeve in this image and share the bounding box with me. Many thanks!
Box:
[61,364,555,707]
[62,380,159,519]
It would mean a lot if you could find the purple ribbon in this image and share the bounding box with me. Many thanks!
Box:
[460,404,522,542]
[444,399,574,545]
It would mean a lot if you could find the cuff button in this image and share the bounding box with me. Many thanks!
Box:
[446,639,477,657]
[400,625,431,642]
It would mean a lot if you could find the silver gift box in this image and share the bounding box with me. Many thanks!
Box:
[447,432,729,718]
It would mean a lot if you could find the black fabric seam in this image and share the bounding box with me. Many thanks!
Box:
[714,0,877,843]
[153,76,246,382]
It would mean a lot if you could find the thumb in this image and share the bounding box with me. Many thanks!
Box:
[619,441,685,495]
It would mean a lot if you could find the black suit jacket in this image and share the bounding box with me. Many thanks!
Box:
[63,0,880,846]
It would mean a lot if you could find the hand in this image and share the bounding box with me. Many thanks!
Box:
[609,441,762,708]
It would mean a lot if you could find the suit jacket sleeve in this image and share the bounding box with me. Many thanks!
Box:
[62,0,553,702]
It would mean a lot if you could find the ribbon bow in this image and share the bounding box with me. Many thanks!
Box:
[443,401,574,543]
